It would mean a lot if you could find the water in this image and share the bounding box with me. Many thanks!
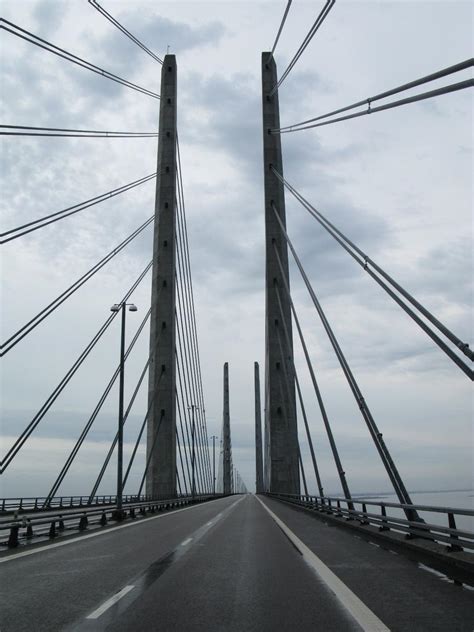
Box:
[355,489,473,533]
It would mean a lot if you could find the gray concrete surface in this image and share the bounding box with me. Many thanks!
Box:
[262,495,474,632]
[261,52,299,495]
[146,53,178,498]
[1,494,472,632]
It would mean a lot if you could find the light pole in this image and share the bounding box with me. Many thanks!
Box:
[210,435,218,495]
[188,404,199,500]
[110,302,137,519]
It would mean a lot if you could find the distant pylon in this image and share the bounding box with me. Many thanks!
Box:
[254,362,264,493]
[222,362,232,494]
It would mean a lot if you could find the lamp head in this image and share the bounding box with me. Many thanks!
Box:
[110,304,120,312]
[128,304,138,312]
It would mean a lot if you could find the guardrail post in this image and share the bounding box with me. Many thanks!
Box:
[8,525,20,548]
[58,516,65,531]
[448,513,463,552]
[379,505,389,531]
[100,512,107,526]
[79,514,88,531]
[359,503,369,525]
[26,520,33,538]
[49,521,56,539]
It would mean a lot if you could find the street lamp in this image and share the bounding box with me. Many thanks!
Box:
[210,435,218,495]
[188,404,199,501]
[110,302,137,519]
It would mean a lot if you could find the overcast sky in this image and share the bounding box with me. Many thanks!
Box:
[1,0,472,499]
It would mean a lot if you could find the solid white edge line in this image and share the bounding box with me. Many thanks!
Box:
[256,496,390,632]
[0,497,231,564]
[86,585,135,619]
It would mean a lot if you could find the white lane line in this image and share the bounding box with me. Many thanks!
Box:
[86,585,135,619]
[0,498,232,564]
[257,497,390,632]
[206,521,213,526]
[181,538,192,546]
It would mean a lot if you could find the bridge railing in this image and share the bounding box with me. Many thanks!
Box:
[1,494,227,549]
[266,493,474,552]
[0,493,210,514]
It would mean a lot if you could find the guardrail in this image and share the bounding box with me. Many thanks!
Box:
[1,494,226,549]
[266,493,474,552]
[0,494,193,513]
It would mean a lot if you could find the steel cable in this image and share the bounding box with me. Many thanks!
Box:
[272,169,473,377]
[0,19,160,99]
[0,125,159,138]
[274,58,473,133]
[0,261,152,473]
[272,205,421,520]
[88,0,163,64]
[268,0,335,96]
[1,215,154,356]
[1,173,157,243]
[43,306,152,503]
[268,0,293,62]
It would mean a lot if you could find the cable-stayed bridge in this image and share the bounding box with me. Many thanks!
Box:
[0,2,473,630]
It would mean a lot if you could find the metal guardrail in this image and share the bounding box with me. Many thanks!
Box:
[0,494,193,513]
[1,494,226,549]
[266,493,474,552]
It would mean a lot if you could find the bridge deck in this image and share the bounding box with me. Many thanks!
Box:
[0,495,472,631]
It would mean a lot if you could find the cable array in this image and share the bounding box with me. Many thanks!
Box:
[0,261,152,474]
[0,125,159,138]
[272,202,422,520]
[273,58,474,133]
[0,18,160,99]
[268,0,293,62]
[268,0,336,96]
[1,215,154,356]
[88,0,163,64]
[1,173,157,244]
[174,136,213,494]
[272,168,473,379]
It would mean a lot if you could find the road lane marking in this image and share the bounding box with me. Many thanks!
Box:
[257,497,390,632]
[86,585,135,619]
[181,538,192,546]
[0,497,235,564]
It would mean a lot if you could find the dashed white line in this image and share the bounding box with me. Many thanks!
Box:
[0,499,230,564]
[181,538,192,546]
[86,585,135,619]
[257,497,390,632]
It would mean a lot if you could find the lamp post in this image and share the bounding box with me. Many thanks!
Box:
[110,302,137,519]
[188,404,199,500]
[210,435,218,495]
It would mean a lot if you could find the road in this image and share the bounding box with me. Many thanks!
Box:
[0,494,472,631]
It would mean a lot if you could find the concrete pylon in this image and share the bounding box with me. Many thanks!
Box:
[254,362,264,493]
[146,55,177,498]
[222,362,232,495]
[261,52,300,495]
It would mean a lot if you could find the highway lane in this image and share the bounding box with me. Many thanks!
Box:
[0,495,240,632]
[86,493,363,632]
[262,496,474,632]
[1,493,472,631]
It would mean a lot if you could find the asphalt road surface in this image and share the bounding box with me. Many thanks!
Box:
[0,494,472,631]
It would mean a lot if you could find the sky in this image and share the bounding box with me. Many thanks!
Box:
[1,0,472,500]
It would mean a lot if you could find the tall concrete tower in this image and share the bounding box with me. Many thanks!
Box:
[146,55,178,498]
[261,52,300,495]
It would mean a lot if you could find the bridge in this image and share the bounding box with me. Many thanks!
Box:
[1,1,473,630]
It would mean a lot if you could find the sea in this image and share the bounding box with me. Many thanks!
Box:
[350,489,473,533]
